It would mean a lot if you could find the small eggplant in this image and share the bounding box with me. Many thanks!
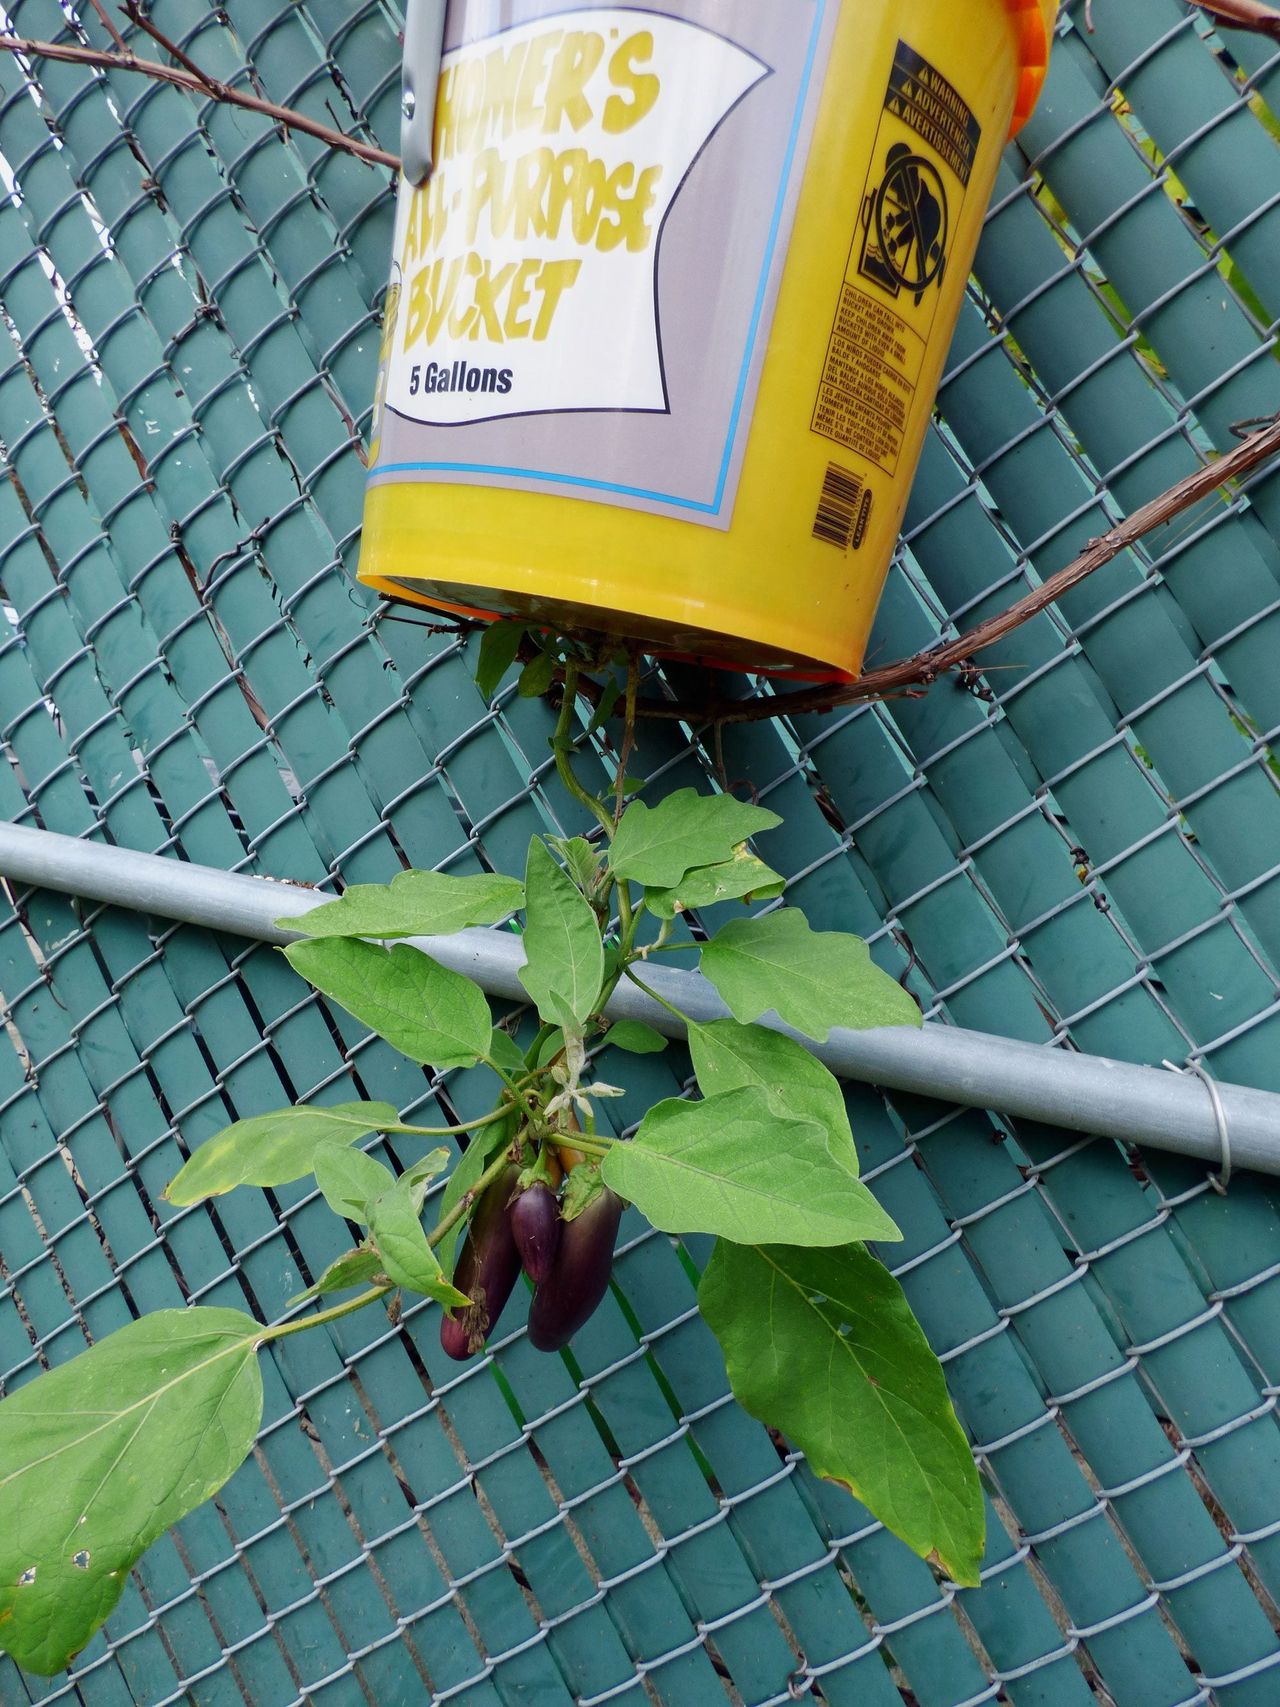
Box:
[510,1181,562,1285]
[440,1165,521,1361]
[527,1184,623,1353]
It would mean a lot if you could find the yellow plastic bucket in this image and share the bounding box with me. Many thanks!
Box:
[359,0,1057,680]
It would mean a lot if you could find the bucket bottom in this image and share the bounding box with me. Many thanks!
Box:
[381,578,858,685]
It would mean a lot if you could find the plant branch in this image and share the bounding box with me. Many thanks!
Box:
[635,412,1280,726]
[1187,0,1280,38]
[553,665,616,837]
[0,27,400,170]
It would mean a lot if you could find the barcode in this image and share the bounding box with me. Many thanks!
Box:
[813,463,864,550]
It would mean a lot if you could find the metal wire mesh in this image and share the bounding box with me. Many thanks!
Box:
[1,1,1279,1701]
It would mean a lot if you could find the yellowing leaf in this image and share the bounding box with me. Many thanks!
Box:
[165,1102,400,1205]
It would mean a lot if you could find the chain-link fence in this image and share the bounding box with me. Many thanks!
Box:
[1,2,1280,1702]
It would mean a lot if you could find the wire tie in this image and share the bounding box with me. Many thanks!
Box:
[1163,1059,1232,1193]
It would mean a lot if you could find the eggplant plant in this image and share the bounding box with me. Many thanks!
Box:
[0,637,985,1678]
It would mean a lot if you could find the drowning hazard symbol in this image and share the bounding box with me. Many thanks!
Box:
[811,41,983,482]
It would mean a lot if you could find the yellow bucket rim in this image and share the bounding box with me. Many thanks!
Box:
[1007,0,1057,135]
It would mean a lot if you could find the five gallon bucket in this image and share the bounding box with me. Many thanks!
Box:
[359,0,1057,679]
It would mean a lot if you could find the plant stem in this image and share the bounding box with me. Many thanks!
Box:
[259,1284,392,1343]
[524,1023,558,1068]
[261,1142,518,1343]
[554,665,615,838]
[624,968,688,1027]
[395,1106,512,1140]
[544,1130,610,1159]
[480,1054,527,1098]
[0,31,399,169]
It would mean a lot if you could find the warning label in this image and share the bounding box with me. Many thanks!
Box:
[812,288,923,474]
[811,40,980,477]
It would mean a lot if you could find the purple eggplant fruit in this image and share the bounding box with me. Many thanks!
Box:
[510,1181,562,1284]
[527,1185,623,1353]
[440,1165,521,1361]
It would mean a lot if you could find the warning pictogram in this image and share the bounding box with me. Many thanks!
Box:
[859,144,950,307]
[810,39,982,473]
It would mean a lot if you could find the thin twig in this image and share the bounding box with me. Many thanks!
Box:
[636,413,1280,726]
[0,29,400,169]
[86,0,129,52]
[120,1,228,97]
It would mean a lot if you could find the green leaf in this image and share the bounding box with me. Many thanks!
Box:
[368,1182,471,1306]
[281,870,523,941]
[291,1245,385,1304]
[606,1020,668,1055]
[518,652,556,698]
[537,1028,567,1066]
[284,937,492,1069]
[313,1145,396,1219]
[165,1101,401,1205]
[0,1308,263,1675]
[475,621,526,700]
[700,911,921,1042]
[645,851,785,919]
[401,1147,452,1210]
[548,835,602,896]
[699,1242,983,1585]
[688,1021,860,1175]
[601,1090,899,1245]
[518,839,605,1029]
[562,1159,604,1222]
[488,1027,527,1076]
[434,1117,515,1276]
[609,789,782,888]
[588,677,622,732]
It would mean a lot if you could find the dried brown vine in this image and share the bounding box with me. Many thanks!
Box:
[634,413,1280,726]
[1187,0,1280,39]
[0,13,400,170]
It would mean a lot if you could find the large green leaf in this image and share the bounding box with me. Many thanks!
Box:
[165,1102,400,1205]
[518,839,604,1029]
[367,1182,471,1306]
[0,1308,263,1675]
[601,1090,899,1245]
[281,870,523,941]
[700,911,921,1041]
[313,1145,397,1219]
[699,1242,983,1584]
[688,1021,861,1175]
[609,790,781,888]
[644,851,785,919]
[284,937,492,1069]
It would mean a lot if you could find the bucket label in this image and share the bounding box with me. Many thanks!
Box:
[369,1,836,529]
[811,41,981,479]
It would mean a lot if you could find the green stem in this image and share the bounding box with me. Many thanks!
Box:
[259,1284,393,1343]
[544,1129,610,1159]
[524,1023,557,1068]
[624,967,689,1027]
[261,1139,519,1343]
[554,664,615,838]
[480,1053,526,1098]
[395,1106,512,1140]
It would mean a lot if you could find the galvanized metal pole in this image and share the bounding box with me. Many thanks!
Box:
[0,821,1273,1175]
